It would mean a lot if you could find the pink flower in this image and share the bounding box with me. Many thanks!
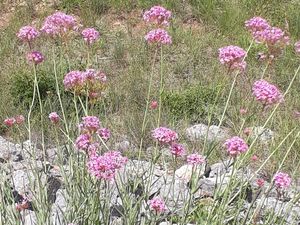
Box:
[143,6,171,26]
[145,29,172,45]
[63,71,85,91]
[150,100,158,109]
[295,41,300,54]
[41,12,79,36]
[27,51,44,64]
[187,153,205,165]
[252,79,283,106]
[82,28,100,45]
[218,45,247,72]
[87,151,127,180]
[254,27,289,47]
[97,128,111,141]
[15,115,25,124]
[17,26,40,43]
[148,197,166,213]
[256,178,265,188]
[87,142,100,156]
[49,112,60,124]
[75,133,91,151]
[224,136,248,157]
[274,172,291,189]
[84,69,107,83]
[240,108,247,115]
[152,127,178,144]
[79,116,100,133]
[169,143,186,157]
[251,155,258,161]
[244,127,252,136]
[4,118,16,127]
[245,17,270,33]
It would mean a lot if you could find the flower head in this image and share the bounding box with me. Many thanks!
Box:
[254,27,289,47]
[82,28,100,45]
[218,45,247,72]
[187,153,205,165]
[143,6,171,26]
[224,136,248,157]
[245,17,270,33]
[4,118,16,127]
[79,116,100,133]
[17,26,40,43]
[169,143,186,157]
[97,128,111,141]
[256,178,265,188]
[150,100,158,110]
[87,151,127,180]
[148,197,166,213]
[252,79,283,106]
[145,29,172,45]
[295,41,300,54]
[49,112,60,124]
[27,51,44,64]
[15,115,25,124]
[41,12,79,37]
[75,133,91,151]
[152,127,178,144]
[274,172,291,189]
[63,71,85,91]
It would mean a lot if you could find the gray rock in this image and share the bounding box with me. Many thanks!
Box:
[51,189,67,225]
[249,126,275,142]
[24,211,37,225]
[186,124,229,143]
[0,136,23,162]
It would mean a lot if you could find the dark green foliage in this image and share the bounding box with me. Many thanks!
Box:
[162,83,224,123]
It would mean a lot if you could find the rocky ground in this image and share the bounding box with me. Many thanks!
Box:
[1,124,299,224]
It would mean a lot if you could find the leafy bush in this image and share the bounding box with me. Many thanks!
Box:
[162,83,224,123]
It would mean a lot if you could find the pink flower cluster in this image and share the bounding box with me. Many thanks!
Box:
[79,116,100,133]
[224,136,248,157]
[87,151,127,180]
[245,17,270,34]
[252,79,283,106]
[169,143,186,157]
[295,41,300,54]
[17,26,40,43]
[145,28,172,45]
[97,128,111,141]
[63,69,107,99]
[82,28,100,45]
[49,112,60,124]
[143,6,172,26]
[148,197,166,213]
[187,153,205,166]
[3,115,25,127]
[218,45,247,72]
[75,133,91,151]
[41,12,79,36]
[274,172,291,189]
[152,127,178,144]
[27,51,44,65]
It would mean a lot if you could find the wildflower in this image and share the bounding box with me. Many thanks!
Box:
[4,118,15,127]
[252,79,283,106]
[254,27,289,47]
[87,142,100,156]
[224,136,248,157]
[245,17,270,33]
[41,12,79,37]
[97,128,111,141]
[49,112,60,124]
[251,155,258,161]
[87,151,127,180]
[15,115,25,124]
[274,172,291,189]
[218,45,247,72]
[84,69,107,83]
[295,41,300,54]
[244,127,252,136]
[187,153,205,165]
[75,133,91,151]
[150,100,158,109]
[152,127,178,144]
[82,28,100,45]
[17,26,40,43]
[240,108,247,115]
[63,71,85,91]
[79,116,100,133]
[27,51,44,65]
[256,178,265,188]
[169,143,186,157]
[148,197,166,213]
[145,29,172,45]
[143,5,171,26]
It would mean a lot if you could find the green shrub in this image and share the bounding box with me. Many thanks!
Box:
[10,69,56,106]
[162,83,224,123]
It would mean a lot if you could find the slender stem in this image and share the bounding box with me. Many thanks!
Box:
[156,46,164,128]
